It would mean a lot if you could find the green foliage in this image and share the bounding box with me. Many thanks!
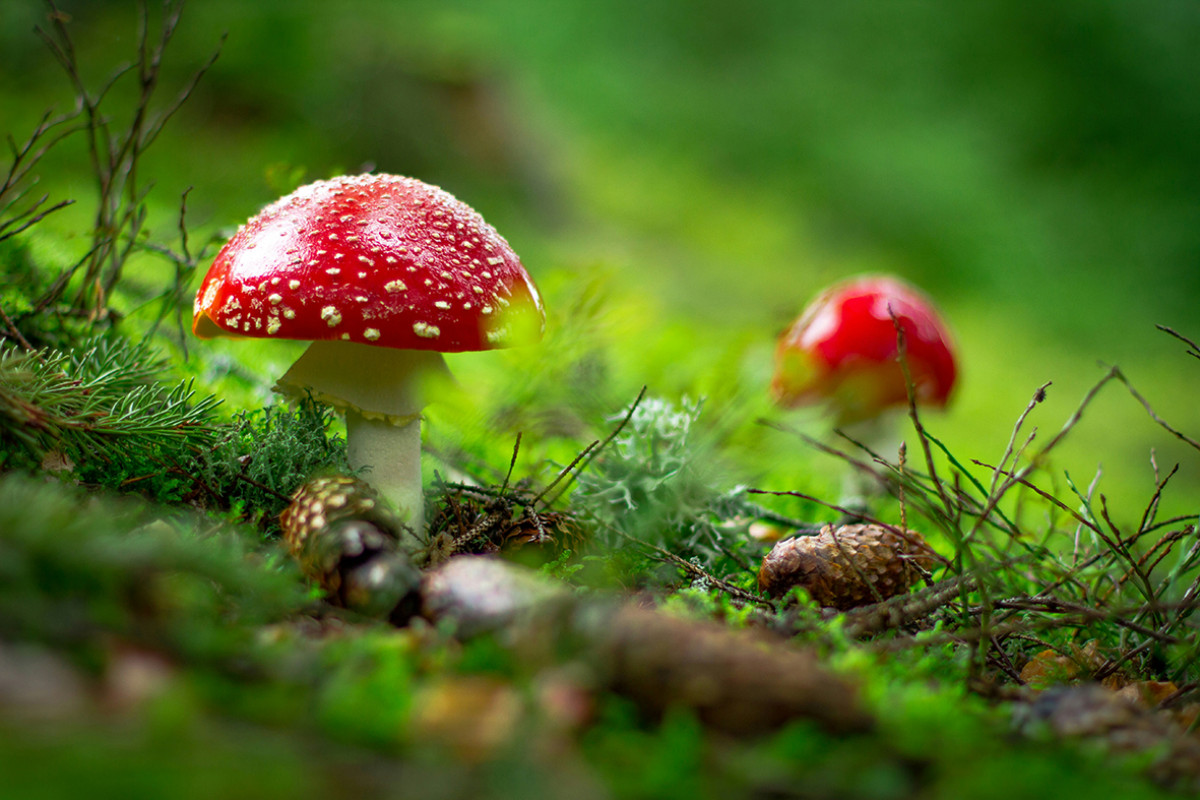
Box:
[0,719,331,800]
[313,632,417,749]
[0,238,49,318]
[574,396,755,580]
[0,335,220,500]
[0,333,349,517]
[577,396,710,530]
[0,472,305,664]
[198,396,350,534]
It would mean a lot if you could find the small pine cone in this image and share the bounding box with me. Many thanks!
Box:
[280,475,421,622]
[758,523,938,610]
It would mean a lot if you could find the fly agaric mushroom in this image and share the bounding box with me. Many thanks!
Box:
[772,275,957,423]
[771,275,957,505]
[193,174,544,542]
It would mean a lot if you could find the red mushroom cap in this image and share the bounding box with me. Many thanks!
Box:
[193,174,543,353]
[771,275,957,424]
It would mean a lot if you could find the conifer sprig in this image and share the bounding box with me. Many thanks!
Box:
[0,336,219,470]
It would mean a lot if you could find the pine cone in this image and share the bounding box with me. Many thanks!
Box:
[758,523,938,610]
[280,475,421,622]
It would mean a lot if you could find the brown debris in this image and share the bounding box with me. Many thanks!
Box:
[426,483,584,565]
[758,523,939,610]
[596,603,873,735]
[421,555,872,736]
[410,675,525,762]
[1016,683,1200,791]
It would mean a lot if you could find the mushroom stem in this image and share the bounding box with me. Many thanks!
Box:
[274,341,453,549]
[836,412,903,515]
[345,408,425,543]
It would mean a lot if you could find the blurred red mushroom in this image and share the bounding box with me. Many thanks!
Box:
[193,174,544,541]
[772,275,957,505]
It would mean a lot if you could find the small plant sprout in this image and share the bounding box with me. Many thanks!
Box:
[771,275,958,508]
[193,174,545,542]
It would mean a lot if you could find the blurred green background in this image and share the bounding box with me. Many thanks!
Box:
[3,0,1199,517]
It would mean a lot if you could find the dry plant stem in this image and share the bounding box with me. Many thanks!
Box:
[762,417,962,536]
[498,431,521,497]
[747,486,891,529]
[961,383,1061,559]
[968,369,1119,550]
[902,367,1118,680]
[1157,324,1200,360]
[1113,366,1200,453]
[759,418,880,484]
[0,306,35,351]
[1137,454,1173,535]
[35,0,224,320]
[744,501,825,534]
[0,109,80,242]
[869,607,1141,655]
[839,575,976,638]
[988,382,1051,503]
[892,315,952,519]
[421,389,660,561]
[142,187,213,351]
[540,385,648,508]
[976,461,1100,536]
[1072,464,1104,563]
[604,521,771,608]
[985,598,1182,646]
[443,496,510,555]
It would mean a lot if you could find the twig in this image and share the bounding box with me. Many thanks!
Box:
[539,385,647,508]
[603,521,772,608]
[1156,324,1200,361]
[1111,365,1200,454]
[892,311,952,518]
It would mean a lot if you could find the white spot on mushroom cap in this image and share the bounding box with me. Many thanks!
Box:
[413,322,440,339]
[321,306,342,327]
